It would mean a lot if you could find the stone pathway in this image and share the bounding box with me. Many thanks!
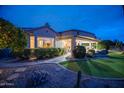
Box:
[0,53,70,68]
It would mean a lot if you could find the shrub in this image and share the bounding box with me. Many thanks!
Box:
[35,48,45,59]
[72,46,86,58]
[23,49,31,59]
[13,50,24,59]
[61,48,66,55]
[87,49,95,58]
[49,48,59,57]
[26,70,49,87]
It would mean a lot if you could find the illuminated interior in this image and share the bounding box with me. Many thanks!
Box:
[30,36,35,48]
[56,39,71,51]
[37,37,54,48]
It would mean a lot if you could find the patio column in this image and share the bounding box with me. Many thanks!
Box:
[27,34,30,48]
[89,43,92,49]
[54,38,56,48]
[95,42,98,51]
[71,36,76,51]
[35,36,37,48]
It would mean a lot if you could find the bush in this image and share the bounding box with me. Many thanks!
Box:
[72,46,86,58]
[14,48,66,60]
[35,48,45,59]
[13,50,24,58]
[97,40,114,50]
[87,49,95,58]
[26,70,49,87]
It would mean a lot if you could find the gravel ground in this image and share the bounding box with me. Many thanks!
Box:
[0,63,124,88]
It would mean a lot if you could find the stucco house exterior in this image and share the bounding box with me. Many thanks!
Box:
[23,23,99,51]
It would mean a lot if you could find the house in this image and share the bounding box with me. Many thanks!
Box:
[23,23,99,51]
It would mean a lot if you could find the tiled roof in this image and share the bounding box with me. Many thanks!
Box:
[58,29,96,39]
[22,26,57,34]
[22,25,97,39]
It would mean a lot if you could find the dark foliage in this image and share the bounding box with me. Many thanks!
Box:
[0,18,27,52]
[97,40,114,50]
[72,46,86,58]
[26,70,49,87]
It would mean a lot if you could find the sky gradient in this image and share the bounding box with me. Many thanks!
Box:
[0,5,124,41]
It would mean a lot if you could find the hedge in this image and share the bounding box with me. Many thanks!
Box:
[13,48,66,60]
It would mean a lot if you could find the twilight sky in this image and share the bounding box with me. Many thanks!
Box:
[0,5,124,41]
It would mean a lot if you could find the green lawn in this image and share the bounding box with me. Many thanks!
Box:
[60,51,124,78]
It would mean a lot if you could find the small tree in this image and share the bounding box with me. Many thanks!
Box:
[0,18,27,52]
[113,40,124,50]
[97,40,114,50]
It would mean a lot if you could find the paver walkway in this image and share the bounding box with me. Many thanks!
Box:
[0,53,71,68]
